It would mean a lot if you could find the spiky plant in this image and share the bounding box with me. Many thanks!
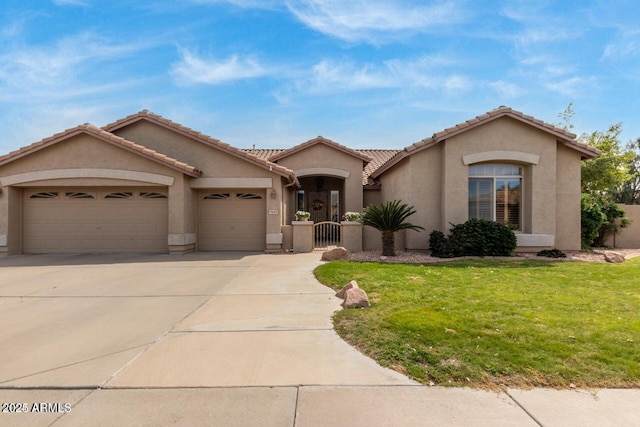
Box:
[361,200,424,256]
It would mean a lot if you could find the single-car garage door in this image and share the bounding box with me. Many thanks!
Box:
[198,190,266,251]
[23,188,168,253]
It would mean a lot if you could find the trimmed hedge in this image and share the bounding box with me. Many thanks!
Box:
[429,219,517,258]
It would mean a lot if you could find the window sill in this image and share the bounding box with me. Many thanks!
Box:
[515,233,555,247]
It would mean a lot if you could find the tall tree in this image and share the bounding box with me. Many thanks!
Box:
[615,137,640,204]
[361,200,424,257]
[580,123,636,195]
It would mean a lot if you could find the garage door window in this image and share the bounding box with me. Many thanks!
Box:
[236,193,263,200]
[65,192,95,199]
[203,193,230,200]
[30,192,59,199]
[104,192,133,199]
[140,192,167,199]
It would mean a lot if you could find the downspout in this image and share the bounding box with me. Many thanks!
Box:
[283,174,300,225]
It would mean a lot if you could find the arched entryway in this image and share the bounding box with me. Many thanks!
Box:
[295,176,345,223]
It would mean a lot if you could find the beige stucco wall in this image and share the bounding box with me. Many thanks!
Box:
[0,186,22,255]
[378,116,582,251]
[275,143,364,216]
[555,144,582,250]
[114,122,275,179]
[409,145,443,248]
[0,134,185,254]
[0,135,178,178]
[442,117,558,237]
[116,121,287,244]
[377,149,441,251]
[604,204,640,248]
[363,189,381,250]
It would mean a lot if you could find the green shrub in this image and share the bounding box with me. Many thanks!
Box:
[428,230,456,258]
[580,194,630,248]
[537,249,567,258]
[429,219,517,258]
[581,194,606,248]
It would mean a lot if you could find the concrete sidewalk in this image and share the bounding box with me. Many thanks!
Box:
[0,252,638,426]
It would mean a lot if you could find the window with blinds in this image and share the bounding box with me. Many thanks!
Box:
[469,164,522,229]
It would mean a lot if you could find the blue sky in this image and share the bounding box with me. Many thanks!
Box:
[1,0,639,153]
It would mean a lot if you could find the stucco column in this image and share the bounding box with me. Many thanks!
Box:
[0,186,8,255]
[340,221,362,252]
[266,184,283,251]
[292,221,314,253]
[167,176,196,255]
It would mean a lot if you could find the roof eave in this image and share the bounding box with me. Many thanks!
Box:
[104,112,296,181]
[0,125,203,178]
[270,137,372,164]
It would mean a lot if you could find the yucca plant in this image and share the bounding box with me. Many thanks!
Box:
[361,200,424,256]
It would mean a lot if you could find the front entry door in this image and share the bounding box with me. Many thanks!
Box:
[308,191,328,223]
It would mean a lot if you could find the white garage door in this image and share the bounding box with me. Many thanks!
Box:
[23,188,168,253]
[198,190,266,251]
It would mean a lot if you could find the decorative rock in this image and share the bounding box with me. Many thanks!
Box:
[321,247,350,261]
[342,287,370,308]
[336,280,359,299]
[604,251,625,263]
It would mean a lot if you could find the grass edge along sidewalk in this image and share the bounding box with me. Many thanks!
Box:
[314,258,640,390]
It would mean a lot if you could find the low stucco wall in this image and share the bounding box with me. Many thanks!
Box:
[604,204,640,248]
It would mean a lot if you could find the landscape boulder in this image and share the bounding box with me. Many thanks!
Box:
[604,251,625,263]
[321,247,350,261]
[342,287,370,308]
[336,280,359,299]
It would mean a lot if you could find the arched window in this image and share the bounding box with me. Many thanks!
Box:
[468,163,522,229]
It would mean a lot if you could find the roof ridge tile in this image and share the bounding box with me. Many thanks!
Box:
[103,110,297,184]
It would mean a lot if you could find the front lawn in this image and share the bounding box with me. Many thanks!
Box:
[314,258,640,389]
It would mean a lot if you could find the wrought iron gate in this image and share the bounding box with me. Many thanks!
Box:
[313,221,341,250]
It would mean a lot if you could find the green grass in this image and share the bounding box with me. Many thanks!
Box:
[314,258,640,389]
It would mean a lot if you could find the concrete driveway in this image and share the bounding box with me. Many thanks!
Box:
[1,252,638,427]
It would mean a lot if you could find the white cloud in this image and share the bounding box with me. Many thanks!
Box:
[489,80,527,98]
[170,49,268,85]
[285,0,464,43]
[544,76,597,97]
[501,2,583,46]
[519,56,574,77]
[602,30,640,59]
[0,32,142,89]
[308,60,394,91]
[301,56,471,94]
[185,0,281,8]
[52,0,90,6]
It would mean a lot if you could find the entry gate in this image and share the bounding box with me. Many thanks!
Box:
[313,221,341,250]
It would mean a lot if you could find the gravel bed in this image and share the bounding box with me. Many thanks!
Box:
[347,248,640,263]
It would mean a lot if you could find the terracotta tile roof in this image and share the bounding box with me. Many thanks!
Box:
[245,148,285,160]
[244,148,399,186]
[103,110,298,185]
[358,149,401,185]
[372,106,601,179]
[0,123,202,177]
[268,136,372,163]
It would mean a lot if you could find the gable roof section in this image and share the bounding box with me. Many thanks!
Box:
[268,136,373,164]
[0,123,202,177]
[103,110,298,185]
[371,106,600,180]
[247,148,399,185]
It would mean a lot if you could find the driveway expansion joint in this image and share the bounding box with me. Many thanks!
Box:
[505,389,545,427]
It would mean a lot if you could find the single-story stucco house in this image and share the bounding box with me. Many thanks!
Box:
[0,106,599,256]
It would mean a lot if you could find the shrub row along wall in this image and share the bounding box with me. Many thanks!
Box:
[605,205,640,248]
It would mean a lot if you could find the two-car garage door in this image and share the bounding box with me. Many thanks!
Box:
[22,188,267,253]
[23,188,168,254]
